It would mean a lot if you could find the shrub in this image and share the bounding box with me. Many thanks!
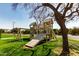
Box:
[69,28,79,35]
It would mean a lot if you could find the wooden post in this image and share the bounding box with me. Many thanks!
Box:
[13,21,15,39]
[16,28,21,40]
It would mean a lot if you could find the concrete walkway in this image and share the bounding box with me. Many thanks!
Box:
[68,34,79,40]
[57,35,79,40]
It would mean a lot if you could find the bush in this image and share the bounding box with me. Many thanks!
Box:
[69,28,79,35]
[0,29,4,33]
[53,29,59,34]
[22,29,30,34]
[10,28,18,33]
[57,29,62,35]
[53,29,62,35]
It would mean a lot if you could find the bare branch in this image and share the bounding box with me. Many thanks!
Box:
[63,3,73,16]
[66,15,78,22]
[33,6,42,13]
[56,3,62,10]
[12,3,18,10]
[42,3,57,12]
[66,10,77,17]
[66,4,79,18]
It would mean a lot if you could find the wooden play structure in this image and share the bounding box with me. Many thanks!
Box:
[24,18,57,48]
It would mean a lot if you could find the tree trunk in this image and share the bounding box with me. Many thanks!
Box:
[54,12,70,56]
[42,3,70,55]
[60,25,70,56]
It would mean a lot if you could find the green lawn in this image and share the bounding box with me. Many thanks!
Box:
[0,33,79,56]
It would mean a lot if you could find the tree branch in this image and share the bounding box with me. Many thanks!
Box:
[63,3,73,16]
[56,3,62,10]
[66,10,77,17]
[42,3,57,12]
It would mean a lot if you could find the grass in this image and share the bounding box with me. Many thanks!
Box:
[0,39,59,56]
[1,33,14,38]
[0,33,79,56]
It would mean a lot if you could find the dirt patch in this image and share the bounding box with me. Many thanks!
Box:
[53,47,62,55]
[53,47,79,56]
[70,49,79,56]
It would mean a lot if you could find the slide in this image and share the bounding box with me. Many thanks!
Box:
[25,34,45,48]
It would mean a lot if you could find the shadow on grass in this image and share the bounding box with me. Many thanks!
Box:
[23,44,57,56]
[37,38,57,45]
[21,38,30,41]
[37,39,50,45]
[5,38,58,56]
[23,39,58,56]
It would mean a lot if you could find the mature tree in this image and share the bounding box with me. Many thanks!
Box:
[11,28,18,33]
[0,29,4,39]
[22,29,30,34]
[12,3,79,55]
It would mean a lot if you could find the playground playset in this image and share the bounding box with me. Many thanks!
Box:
[24,18,57,48]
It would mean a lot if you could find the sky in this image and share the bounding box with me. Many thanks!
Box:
[0,3,36,29]
[0,3,79,29]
